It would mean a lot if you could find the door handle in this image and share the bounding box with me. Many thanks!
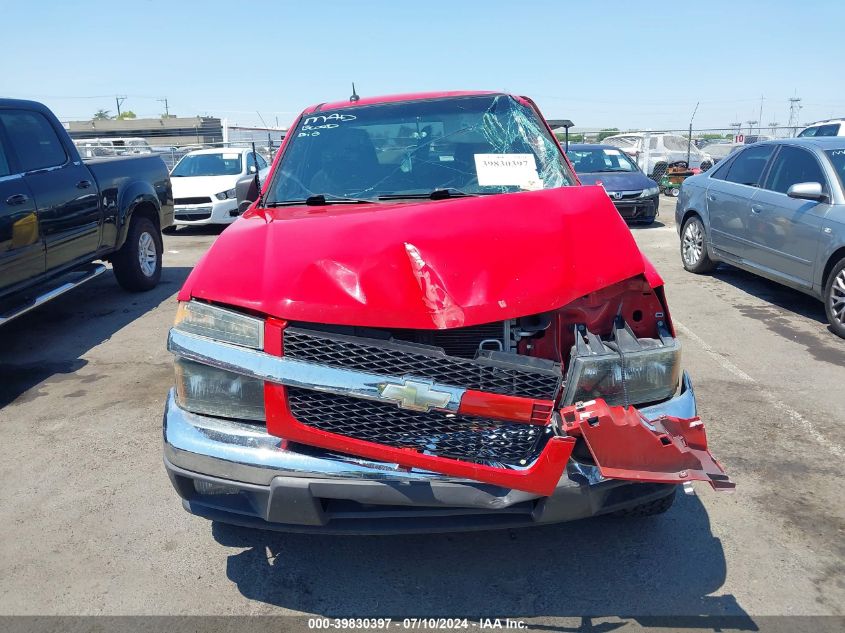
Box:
[5,193,29,206]
[76,180,92,189]
[751,206,763,214]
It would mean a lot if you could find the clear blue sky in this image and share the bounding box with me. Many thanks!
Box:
[3,0,843,131]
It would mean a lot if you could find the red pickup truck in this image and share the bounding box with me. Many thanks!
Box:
[163,91,732,533]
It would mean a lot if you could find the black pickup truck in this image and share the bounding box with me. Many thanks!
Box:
[0,99,173,325]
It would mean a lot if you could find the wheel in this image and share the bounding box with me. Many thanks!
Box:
[669,187,680,197]
[680,215,717,273]
[612,488,676,517]
[112,216,162,291]
[700,160,713,172]
[824,257,845,339]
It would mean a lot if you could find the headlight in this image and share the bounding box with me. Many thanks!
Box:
[172,301,266,420]
[215,188,237,200]
[174,300,263,348]
[562,321,681,406]
[641,186,660,197]
[174,358,265,420]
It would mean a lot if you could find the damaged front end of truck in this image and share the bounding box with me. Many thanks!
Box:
[162,91,732,533]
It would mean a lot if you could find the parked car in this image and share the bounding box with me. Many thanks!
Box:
[566,143,660,224]
[0,99,173,325]
[162,90,733,533]
[676,137,845,338]
[169,148,270,226]
[798,119,845,138]
[603,133,713,178]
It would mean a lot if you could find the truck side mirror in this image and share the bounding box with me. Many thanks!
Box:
[235,174,260,215]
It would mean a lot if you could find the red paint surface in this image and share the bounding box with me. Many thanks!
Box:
[182,186,660,328]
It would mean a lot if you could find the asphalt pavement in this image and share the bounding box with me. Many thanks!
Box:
[1,197,843,623]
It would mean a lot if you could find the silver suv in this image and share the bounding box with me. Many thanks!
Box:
[603,132,713,177]
[675,137,845,338]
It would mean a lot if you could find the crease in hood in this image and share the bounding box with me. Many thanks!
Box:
[180,186,662,329]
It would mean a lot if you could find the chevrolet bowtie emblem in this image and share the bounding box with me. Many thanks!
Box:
[378,379,452,412]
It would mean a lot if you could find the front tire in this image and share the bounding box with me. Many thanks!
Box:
[824,257,845,339]
[681,215,717,273]
[112,216,162,291]
[613,488,676,517]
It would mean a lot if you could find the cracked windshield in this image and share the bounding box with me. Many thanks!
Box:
[266,94,576,203]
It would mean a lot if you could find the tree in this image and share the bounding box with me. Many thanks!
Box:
[93,109,112,120]
[597,127,620,141]
[117,110,137,120]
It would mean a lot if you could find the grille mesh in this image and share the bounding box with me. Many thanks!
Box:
[286,387,548,465]
[283,327,560,400]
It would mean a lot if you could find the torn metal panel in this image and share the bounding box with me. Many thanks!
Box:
[560,399,735,491]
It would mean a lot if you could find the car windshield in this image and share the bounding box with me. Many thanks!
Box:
[568,147,638,173]
[825,149,845,189]
[171,152,243,177]
[265,94,575,203]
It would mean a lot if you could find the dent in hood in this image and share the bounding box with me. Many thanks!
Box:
[180,186,661,329]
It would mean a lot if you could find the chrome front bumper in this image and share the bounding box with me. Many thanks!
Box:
[164,372,695,487]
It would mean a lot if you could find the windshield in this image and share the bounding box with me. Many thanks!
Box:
[568,147,638,173]
[265,94,575,203]
[825,149,845,189]
[171,152,243,177]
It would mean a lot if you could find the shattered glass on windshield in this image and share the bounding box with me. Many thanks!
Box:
[265,94,575,203]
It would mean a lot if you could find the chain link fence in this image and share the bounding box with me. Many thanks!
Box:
[66,121,286,171]
[554,125,804,181]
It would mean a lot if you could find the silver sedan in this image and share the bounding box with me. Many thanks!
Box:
[675,137,845,338]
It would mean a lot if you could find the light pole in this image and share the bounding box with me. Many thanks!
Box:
[687,101,699,167]
[746,120,758,140]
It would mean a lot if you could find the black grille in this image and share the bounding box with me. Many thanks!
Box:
[283,327,561,400]
[175,196,213,205]
[287,388,548,465]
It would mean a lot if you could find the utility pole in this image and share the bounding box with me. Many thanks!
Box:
[115,95,126,117]
[757,96,764,136]
[687,101,699,167]
[158,97,169,117]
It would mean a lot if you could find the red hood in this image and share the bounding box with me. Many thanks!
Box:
[180,186,662,329]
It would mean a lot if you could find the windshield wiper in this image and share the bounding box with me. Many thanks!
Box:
[378,188,480,201]
[265,194,376,207]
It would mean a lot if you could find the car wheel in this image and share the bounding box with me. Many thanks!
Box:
[701,160,713,172]
[112,216,162,291]
[668,187,680,197]
[612,488,676,517]
[824,257,845,339]
[680,216,717,273]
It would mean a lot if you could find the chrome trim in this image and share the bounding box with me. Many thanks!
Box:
[0,264,107,326]
[167,328,465,413]
[163,373,698,488]
[639,371,697,420]
[163,390,469,485]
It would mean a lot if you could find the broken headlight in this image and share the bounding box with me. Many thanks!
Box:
[172,301,266,420]
[562,319,681,407]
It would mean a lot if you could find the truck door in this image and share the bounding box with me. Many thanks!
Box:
[0,125,43,292]
[0,109,101,272]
